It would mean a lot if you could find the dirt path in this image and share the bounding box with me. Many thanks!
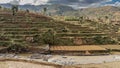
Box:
[48,55,120,65]
[76,61,120,68]
[0,61,57,68]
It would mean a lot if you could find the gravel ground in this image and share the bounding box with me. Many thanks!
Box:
[77,61,120,68]
[1,54,120,68]
[48,55,120,65]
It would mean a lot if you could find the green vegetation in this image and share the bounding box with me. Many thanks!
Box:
[32,30,73,45]
[12,5,18,16]
[42,30,55,45]
[93,35,117,45]
[7,43,28,53]
[43,7,47,15]
[26,9,29,13]
[65,17,80,21]
[0,6,2,9]
[0,42,10,47]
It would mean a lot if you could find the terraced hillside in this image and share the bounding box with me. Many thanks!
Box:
[0,10,53,45]
[0,9,116,48]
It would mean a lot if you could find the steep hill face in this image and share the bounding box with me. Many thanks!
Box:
[64,6,120,16]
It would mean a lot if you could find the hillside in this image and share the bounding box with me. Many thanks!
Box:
[54,6,120,43]
[0,7,118,53]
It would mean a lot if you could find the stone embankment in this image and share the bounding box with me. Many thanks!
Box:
[1,54,120,66]
[0,54,62,68]
[48,55,120,65]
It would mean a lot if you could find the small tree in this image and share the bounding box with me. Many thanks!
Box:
[7,43,28,53]
[42,29,55,45]
[32,35,42,43]
[0,6,2,9]
[93,35,117,45]
[12,5,18,16]
[93,35,104,45]
[26,9,29,13]
[43,7,47,15]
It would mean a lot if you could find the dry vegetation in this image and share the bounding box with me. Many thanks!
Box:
[100,45,120,50]
[50,45,106,51]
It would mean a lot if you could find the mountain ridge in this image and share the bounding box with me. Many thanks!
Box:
[0,3,75,15]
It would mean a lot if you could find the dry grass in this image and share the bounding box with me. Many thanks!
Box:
[50,45,106,51]
[100,45,120,50]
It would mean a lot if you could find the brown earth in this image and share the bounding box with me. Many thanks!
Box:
[0,61,57,68]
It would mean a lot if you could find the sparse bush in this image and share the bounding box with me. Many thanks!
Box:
[0,17,6,21]
[93,35,104,44]
[12,5,18,16]
[42,29,55,45]
[65,18,79,21]
[0,6,2,9]
[93,35,117,45]
[40,29,73,45]
[56,38,74,45]
[43,7,47,15]
[33,35,41,43]
[26,9,29,13]
[7,43,28,53]
[62,27,68,32]
[62,29,68,32]
[0,42,11,47]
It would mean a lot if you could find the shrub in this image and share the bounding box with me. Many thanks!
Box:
[7,44,28,53]
[0,17,6,21]
[31,29,74,45]
[12,5,18,16]
[42,30,55,45]
[32,35,44,45]
[93,35,103,44]
[93,36,117,45]
[65,18,79,21]
[0,42,11,47]
[0,6,2,9]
